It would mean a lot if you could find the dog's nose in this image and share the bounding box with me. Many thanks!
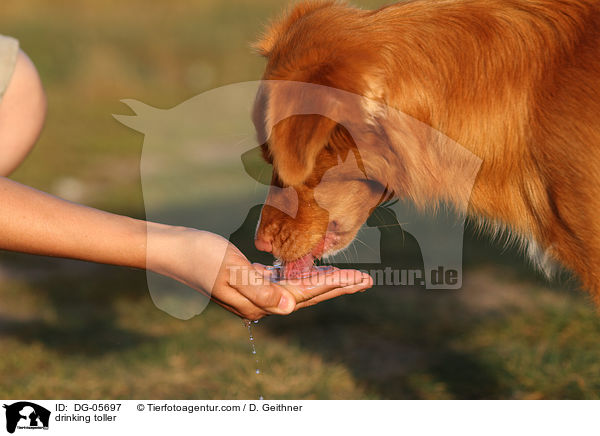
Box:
[255,237,273,253]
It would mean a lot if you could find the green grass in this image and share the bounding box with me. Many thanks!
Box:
[1,0,600,400]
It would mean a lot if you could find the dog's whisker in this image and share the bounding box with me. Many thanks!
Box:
[352,236,377,254]
[372,222,407,229]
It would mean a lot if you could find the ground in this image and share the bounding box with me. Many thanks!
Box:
[1,0,600,400]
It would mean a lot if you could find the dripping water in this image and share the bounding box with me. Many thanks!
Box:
[243,318,264,400]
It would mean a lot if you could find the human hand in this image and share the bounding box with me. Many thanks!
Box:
[147,226,373,320]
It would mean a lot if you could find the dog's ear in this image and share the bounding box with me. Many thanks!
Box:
[262,74,384,186]
[262,77,345,186]
[269,114,337,186]
[252,1,335,57]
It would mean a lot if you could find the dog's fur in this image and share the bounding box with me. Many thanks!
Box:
[252,0,600,298]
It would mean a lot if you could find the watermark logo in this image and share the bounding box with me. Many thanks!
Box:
[227,265,459,288]
[114,80,482,319]
[3,402,50,434]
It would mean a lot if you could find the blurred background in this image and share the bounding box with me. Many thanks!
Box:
[1,0,599,400]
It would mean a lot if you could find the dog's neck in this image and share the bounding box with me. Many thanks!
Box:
[365,0,597,239]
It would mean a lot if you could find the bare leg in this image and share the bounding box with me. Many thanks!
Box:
[0,50,47,176]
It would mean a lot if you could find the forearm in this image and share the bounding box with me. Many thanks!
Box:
[0,176,151,269]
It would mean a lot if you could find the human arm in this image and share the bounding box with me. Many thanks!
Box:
[0,177,372,319]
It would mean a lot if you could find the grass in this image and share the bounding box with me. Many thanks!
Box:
[1,0,600,400]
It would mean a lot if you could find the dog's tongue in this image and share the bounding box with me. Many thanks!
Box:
[283,253,315,279]
[281,237,327,279]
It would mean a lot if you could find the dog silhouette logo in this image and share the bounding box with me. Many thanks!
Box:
[3,402,50,434]
[113,80,482,319]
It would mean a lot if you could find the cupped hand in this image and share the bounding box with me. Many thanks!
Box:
[147,226,373,320]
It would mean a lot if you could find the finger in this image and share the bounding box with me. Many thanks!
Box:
[252,263,274,277]
[238,283,296,315]
[280,268,361,290]
[210,298,246,318]
[294,276,373,310]
[280,269,372,302]
[212,267,273,319]
[210,285,269,320]
[229,265,297,314]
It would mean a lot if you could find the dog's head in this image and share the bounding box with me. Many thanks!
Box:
[250,1,484,277]
[251,2,398,273]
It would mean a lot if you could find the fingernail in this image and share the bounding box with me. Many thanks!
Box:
[278,295,290,311]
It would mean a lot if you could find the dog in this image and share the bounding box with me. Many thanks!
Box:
[251,0,600,299]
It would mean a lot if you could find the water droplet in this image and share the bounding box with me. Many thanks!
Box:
[242,318,264,400]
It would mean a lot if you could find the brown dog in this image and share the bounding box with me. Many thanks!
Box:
[252,0,600,298]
